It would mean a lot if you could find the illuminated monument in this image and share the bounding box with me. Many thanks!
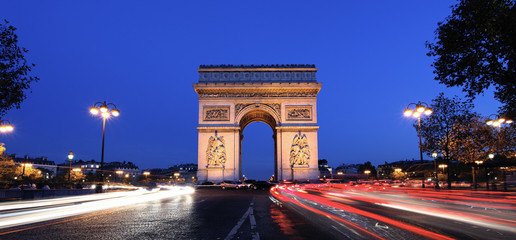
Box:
[194,64,322,182]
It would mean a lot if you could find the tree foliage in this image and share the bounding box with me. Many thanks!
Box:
[358,161,377,178]
[419,93,476,161]
[0,20,39,116]
[454,116,496,164]
[492,121,516,157]
[0,155,42,182]
[426,0,516,118]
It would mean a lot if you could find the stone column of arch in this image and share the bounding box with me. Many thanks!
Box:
[194,64,322,182]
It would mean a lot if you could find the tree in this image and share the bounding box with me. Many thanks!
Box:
[389,171,406,180]
[493,122,516,157]
[0,20,39,116]
[70,170,85,182]
[0,155,42,182]
[419,93,476,161]
[454,116,496,188]
[454,116,496,164]
[426,0,516,118]
[358,161,376,179]
[0,154,17,182]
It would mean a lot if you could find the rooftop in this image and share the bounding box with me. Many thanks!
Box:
[199,64,316,69]
[197,64,318,83]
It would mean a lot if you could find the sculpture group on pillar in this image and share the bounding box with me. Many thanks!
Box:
[206,132,226,167]
[289,132,310,166]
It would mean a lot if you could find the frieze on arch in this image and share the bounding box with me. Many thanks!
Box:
[195,88,320,98]
[203,106,230,121]
[235,103,280,118]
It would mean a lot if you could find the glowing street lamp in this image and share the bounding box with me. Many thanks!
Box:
[90,101,120,182]
[21,163,32,178]
[486,115,513,131]
[438,164,448,171]
[484,153,496,191]
[68,151,74,183]
[115,170,123,182]
[143,171,150,178]
[404,101,432,188]
[486,114,513,190]
[0,119,14,133]
[364,170,371,180]
[431,152,440,189]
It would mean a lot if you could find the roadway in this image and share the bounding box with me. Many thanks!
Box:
[0,187,334,240]
[270,183,516,240]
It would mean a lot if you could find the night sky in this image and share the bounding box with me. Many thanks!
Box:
[0,1,501,180]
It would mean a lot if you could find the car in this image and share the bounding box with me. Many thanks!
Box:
[220,181,238,189]
[235,181,249,189]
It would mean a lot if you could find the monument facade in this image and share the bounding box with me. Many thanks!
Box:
[194,64,322,182]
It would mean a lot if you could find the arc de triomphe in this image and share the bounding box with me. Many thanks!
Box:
[194,64,322,182]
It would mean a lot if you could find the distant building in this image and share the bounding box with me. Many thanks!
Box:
[169,163,198,183]
[377,159,433,179]
[331,164,362,180]
[104,161,140,179]
[74,160,101,175]
[334,164,360,175]
[10,154,57,179]
[318,159,332,179]
[144,168,174,177]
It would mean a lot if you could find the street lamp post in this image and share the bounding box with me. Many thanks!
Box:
[404,102,433,188]
[21,163,32,179]
[68,151,74,183]
[473,160,483,190]
[115,170,124,182]
[485,153,495,190]
[486,115,512,192]
[438,164,448,188]
[432,152,440,189]
[364,170,371,180]
[90,101,120,182]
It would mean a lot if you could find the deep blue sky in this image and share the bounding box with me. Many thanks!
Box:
[1,1,500,180]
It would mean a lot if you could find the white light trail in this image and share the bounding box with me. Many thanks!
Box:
[0,187,194,229]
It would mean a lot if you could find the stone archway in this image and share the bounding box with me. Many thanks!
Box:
[194,64,322,182]
[237,107,278,180]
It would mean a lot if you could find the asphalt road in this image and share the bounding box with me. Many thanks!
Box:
[0,188,336,240]
[271,184,516,240]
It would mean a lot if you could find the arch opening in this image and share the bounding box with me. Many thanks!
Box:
[238,109,278,180]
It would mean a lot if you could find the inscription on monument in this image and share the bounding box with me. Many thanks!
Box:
[203,106,230,121]
[286,105,312,121]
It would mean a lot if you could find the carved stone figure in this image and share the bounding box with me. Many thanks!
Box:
[289,133,310,166]
[206,135,226,167]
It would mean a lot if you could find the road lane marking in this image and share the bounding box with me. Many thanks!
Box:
[224,207,251,240]
[225,197,260,240]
